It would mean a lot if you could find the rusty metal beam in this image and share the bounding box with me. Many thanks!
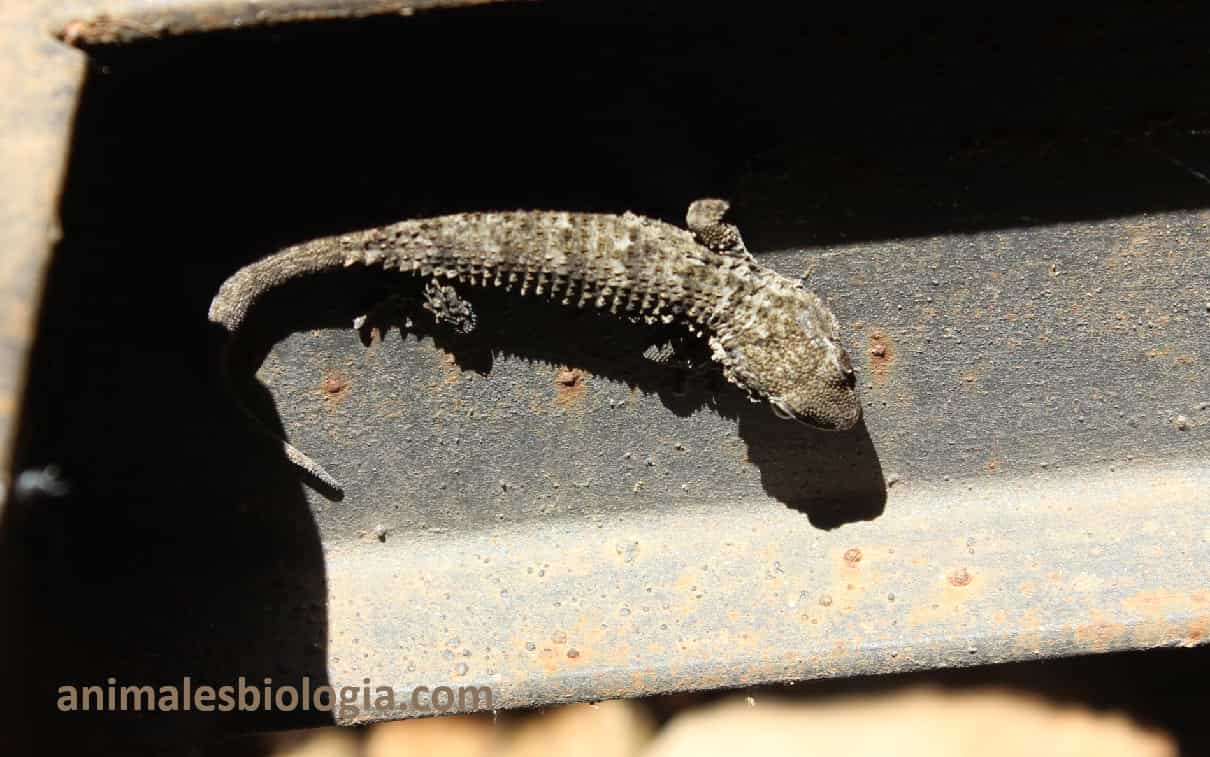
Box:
[51,0,524,46]
[2,1,1208,745]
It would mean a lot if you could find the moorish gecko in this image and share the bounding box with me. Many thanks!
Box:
[209,199,860,493]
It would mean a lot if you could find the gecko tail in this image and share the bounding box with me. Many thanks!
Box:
[238,402,345,496]
[281,438,344,495]
[219,345,344,497]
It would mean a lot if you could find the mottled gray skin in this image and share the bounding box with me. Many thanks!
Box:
[209,201,860,492]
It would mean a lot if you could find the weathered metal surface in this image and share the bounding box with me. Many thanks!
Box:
[3,0,1209,744]
[51,0,521,46]
[285,211,1209,721]
[318,462,1210,715]
[0,1,86,504]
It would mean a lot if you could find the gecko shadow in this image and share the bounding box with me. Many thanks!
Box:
[225,265,886,529]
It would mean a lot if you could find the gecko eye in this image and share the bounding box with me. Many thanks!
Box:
[837,348,854,376]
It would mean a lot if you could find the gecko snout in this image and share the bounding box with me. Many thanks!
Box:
[766,341,862,431]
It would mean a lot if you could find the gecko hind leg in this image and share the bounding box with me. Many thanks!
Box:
[422,279,478,334]
[354,278,479,344]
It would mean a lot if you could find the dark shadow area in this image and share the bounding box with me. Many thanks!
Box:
[225,268,886,525]
[67,2,1210,247]
[9,1,1210,751]
[15,239,334,752]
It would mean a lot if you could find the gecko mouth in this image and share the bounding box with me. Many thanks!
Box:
[769,394,862,430]
[769,398,797,421]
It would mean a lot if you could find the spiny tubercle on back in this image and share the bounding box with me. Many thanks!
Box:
[212,211,784,334]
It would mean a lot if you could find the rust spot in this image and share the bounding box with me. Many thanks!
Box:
[1073,613,1128,653]
[867,330,895,384]
[1123,589,1210,620]
[555,368,582,387]
[440,352,460,385]
[320,371,349,408]
[907,568,988,629]
[322,374,347,394]
[1183,615,1210,647]
[553,367,587,409]
[843,548,863,566]
[566,648,580,659]
[948,568,973,587]
[985,458,1000,473]
[960,372,977,384]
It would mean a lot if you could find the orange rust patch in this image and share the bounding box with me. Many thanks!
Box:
[440,352,460,385]
[1019,609,1043,631]
[947,568,973,587]
[320,371,349,408]
[1073,612,1128,653]
[1122,589,1210,620]
[1183,616,1209,647]
[824,546,881,613]
[553,367,587,409]
[867,330,895,385]
[906,569,989,629]
[555,368,583,387]
[985,458,1000,473]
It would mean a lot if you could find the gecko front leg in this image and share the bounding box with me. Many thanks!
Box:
[686,198,755,262]
[642,332,716,397]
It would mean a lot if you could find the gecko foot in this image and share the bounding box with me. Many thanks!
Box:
[642,334,714,397]
[422,280,478,335]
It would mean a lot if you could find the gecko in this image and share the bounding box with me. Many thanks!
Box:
[209,199,860,493]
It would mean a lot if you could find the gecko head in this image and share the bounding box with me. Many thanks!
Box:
[724,290,861,431]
